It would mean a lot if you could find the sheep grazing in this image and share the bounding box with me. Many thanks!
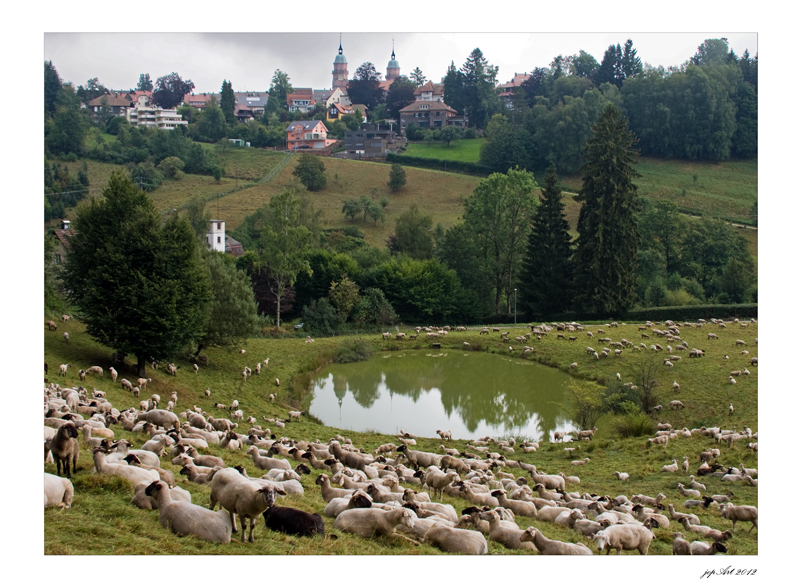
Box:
[275,378,280,387]
[44,472,74,509]
[594,524,655,555]
[613,471,629,481]
[520,527,592,555]
[334,506,416,538]
[423,524,488,555]
[720,504,758,533]
[51,422,80,478]
[436,429,452,441]
[262,504,325,537]
[86,366,103,378]
[47,320,58,330]
[59,364,70,376]
[145,480,232,543]
[63,332,69,342]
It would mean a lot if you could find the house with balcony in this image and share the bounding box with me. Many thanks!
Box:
[287,88,316,113]
[343,123,397,159]
[126,104,188,130]
[235,92,268,117]
[183,93,218,110]
[285,120,337,150]
[399,100,466,131]
[413,81,445,102]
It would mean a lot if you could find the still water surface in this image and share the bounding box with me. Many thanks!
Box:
[309,351,578,441]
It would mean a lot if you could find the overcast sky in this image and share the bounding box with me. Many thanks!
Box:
[44,31,757,95]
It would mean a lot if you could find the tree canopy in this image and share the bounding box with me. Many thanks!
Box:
[61,172,211,375]
[152,72,195,109]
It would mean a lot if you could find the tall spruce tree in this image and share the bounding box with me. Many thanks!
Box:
[572,104,640,315]
[519,164,573,317]
[220,79,236,125]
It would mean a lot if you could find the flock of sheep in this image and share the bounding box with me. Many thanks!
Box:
[44,315,757,555]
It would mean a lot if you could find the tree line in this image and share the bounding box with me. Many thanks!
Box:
[479,38,757,175]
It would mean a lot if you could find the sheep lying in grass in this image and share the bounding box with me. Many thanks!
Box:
[44,473,74,509]
[262,503,325,537]
[594,524,655,555]
[520,526,592,555]
[131,480,191,510]
[423,524,488,554]
[479,510,536,551]
[145,481,232,543]
[92,448,160,486]
[690,540,728,555]
[679,517,733,541]
[333,506,416,538]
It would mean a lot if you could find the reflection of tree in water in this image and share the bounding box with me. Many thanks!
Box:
[329,354,571,438]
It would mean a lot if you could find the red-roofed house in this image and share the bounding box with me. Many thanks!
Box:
[285,120,337,150]
[498,73,531,108]
[287,88,316,113]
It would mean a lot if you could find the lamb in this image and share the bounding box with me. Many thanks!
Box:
[613,471,630,481]
[593,524,655,555]
[145,480,232,543]
[571,457,590,466]
[520,526,592,555]
[262,504,325,537]
[719,503,758,533]
[59,364,70,376]
[333,506,416,538]
[44,473,74,509]
[51,422,80,478]
[423,524,488,554]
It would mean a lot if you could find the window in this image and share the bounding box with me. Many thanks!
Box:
[217,237,221,244]
[217,222,221,229]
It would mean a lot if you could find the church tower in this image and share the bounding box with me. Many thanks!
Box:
[332,35,349,92]
[386,41,400,82]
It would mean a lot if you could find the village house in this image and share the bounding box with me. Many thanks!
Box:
[399,100,466,131]
[342,123,397,159]
[285,120,337,150]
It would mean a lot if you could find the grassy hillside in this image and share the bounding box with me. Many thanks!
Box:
[44,317,758,555]
[49,150,757,256]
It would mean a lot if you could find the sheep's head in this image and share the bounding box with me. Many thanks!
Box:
[712,541,728,553]
[144,481,163,497]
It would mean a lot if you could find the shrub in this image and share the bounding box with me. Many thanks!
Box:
[157,156,185,179]
[388,163,406,192]
[301,297,342,336]
[129,162,163,192]
[612,411,656,438]
[332,338,374,363]
[293,153,327,191]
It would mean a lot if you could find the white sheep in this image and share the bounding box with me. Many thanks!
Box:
[719,504,758,533]
[423,524,488,554]
[145,480,232,543]
[334,506,416,538]
[662,459,679,473]
[613,471,629,481]
[571,457,590,467]
[594,524,655,555]
[44,472,74,509]
[520,526,592,555]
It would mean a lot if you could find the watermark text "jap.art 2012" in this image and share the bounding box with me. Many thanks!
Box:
[701,566,757,579]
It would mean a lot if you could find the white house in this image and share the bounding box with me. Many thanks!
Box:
[206,220,226,253]
[126,102,188,130]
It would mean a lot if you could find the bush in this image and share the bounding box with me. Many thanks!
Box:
[301,298,342,336]
[612,411,655,438]
[129,162,163,192]
[332,338,374,363]
[157,156,185,180]
[293,153,327,191]
[388,163,406,192]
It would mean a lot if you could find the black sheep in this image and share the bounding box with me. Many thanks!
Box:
[262,505,325,537]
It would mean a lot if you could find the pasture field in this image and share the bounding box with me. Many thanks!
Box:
[402,138,486,162]
[44,316,758,556]
[49,151,757,258]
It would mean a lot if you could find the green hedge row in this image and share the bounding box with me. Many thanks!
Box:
[386,152,493,176]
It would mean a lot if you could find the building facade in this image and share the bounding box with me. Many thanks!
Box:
[343,123,397,158]
[332,38,349,92]
[126,104,188,130]
[285,120,337,150]
[399,100,466,131]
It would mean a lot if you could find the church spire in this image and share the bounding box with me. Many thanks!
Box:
[338,33,343,55]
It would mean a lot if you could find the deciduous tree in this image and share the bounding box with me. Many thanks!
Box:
[61,172,211,376]
[137,73,153,91]
[292,154,326,191]
[152,72,195,110]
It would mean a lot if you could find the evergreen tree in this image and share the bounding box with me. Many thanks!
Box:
[137,73,153,91]
[61,172,211,376]
[220,79,236,126]
[621,39,643,80]
[573,105,640,315]
[410,67,427,86]
[442,61,466,115]
[595,44,622,87]
[45,61,62,118]
[519,164,573,317]
[387,163,406,191]
[460,48,500,129]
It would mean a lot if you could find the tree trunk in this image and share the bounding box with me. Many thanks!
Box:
[137,354,147,378]
[276,292,281,328]
[193,343,204,358]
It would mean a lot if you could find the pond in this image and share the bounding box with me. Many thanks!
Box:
[309,351,579,441]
